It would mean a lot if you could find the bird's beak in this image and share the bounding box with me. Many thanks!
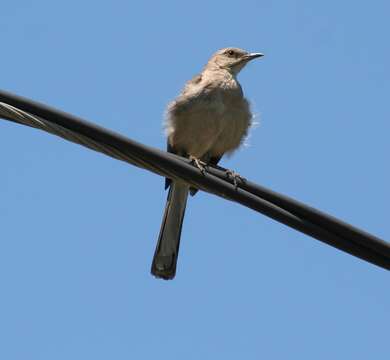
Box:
[245,52,264,61]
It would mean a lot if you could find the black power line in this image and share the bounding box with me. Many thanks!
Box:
[1,89,389,271]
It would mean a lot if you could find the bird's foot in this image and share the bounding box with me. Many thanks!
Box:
[225,169,246,190]
[189,156,207,175]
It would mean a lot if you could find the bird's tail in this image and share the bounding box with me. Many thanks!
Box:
[151,181,189,280]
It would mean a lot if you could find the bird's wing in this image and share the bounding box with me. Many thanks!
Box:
[182,73,202,95]
[164,72,224,191]
[172,74,224,116]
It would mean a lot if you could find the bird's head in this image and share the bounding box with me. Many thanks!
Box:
[207,47,264,75]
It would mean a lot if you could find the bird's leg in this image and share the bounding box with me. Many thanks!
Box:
[225,169,246,190]
[189,155,207,174]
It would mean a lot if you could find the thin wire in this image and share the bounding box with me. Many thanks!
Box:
[0,89,389,270]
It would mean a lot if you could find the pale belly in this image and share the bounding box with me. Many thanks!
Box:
[167,100,251,158]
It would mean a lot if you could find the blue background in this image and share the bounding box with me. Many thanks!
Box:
[1,1,389,359]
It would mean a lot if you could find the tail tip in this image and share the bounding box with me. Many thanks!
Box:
[151,255,177,280]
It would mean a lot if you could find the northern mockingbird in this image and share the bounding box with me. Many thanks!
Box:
[151,47,263,279]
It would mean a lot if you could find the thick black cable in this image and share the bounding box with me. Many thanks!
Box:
[207,166,390,258]
[0,89,389,270]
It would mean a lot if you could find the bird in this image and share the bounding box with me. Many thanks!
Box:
[151,47,263,280]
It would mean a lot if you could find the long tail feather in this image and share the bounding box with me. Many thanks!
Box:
[151,181,189,280]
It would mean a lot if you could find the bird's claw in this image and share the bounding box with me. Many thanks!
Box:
[225,169,245,190]
[189,156,207,174]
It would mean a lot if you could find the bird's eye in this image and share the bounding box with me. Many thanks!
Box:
[227,50,235,56]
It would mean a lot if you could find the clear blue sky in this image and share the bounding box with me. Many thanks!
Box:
[1,1,389,359]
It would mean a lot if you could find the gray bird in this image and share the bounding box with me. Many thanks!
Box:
[151,47,263,279]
